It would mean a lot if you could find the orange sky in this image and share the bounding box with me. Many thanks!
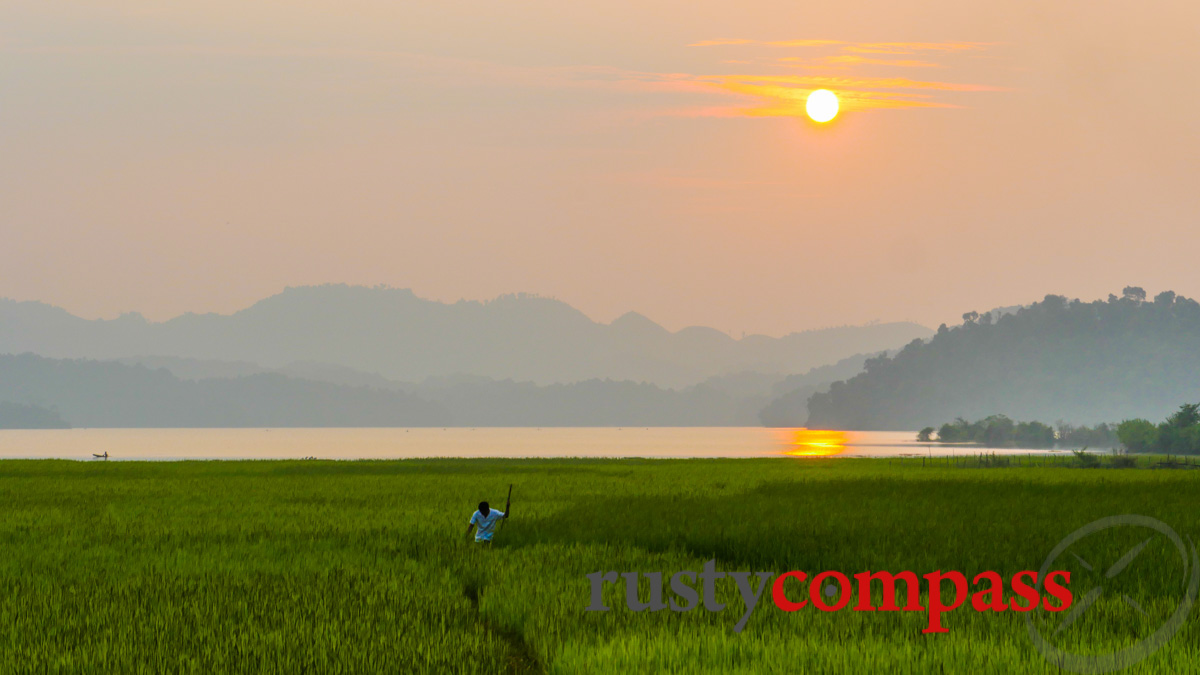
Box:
[2,0,1198,335]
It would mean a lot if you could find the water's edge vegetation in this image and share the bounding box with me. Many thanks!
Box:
[919,403,1200,455]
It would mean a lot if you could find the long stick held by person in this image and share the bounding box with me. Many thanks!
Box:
[465,493,509,544]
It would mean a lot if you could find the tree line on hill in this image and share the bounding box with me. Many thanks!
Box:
[806,288,1200,430]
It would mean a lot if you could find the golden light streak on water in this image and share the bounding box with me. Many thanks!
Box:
[780,429,848,457]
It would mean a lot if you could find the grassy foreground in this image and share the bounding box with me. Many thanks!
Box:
[1,458,1198,673]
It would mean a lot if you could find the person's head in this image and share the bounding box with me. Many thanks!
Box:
[478,501,490,516]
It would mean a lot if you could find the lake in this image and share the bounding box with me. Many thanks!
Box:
[0,427,1079,460]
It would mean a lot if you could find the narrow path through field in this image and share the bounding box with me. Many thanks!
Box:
[463,582,545,675]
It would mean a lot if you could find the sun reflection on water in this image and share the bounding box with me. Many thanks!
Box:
[779,429,849,457]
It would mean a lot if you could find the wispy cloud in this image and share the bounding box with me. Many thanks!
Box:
[782,55,942,69]
[681,38,1005,115]
[846,42,995,54]
[689,39,845,48]
[751,75,1003,93]
[691,39,994,53]
[685,74,1004,117]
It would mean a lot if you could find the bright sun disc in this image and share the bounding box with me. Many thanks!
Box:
[806,89,839,123]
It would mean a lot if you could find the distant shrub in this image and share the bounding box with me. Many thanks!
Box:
[1108,454,1137,469]
[927,415,1096,449]
[937,420,968,443]
[1014,421,1056,448]
[1117,404,1200,455]
[1056,422,1119,448]
[1117,419,1158,453]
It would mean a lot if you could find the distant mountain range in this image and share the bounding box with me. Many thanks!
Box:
[0,352,839,428]
[0,285,931,388]
[25,285,1192,432]
[0,286,933,427]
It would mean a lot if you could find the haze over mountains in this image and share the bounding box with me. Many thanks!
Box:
[0,352,879,429]
[0,285,929,428]
[0,285,930,388]
[4,285,1194,431]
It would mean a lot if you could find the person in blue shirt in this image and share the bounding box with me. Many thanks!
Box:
[465,501,508,544]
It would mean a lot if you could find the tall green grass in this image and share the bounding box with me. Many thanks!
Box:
[1,458,1196,673]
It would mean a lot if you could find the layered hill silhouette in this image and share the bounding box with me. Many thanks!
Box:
[0,353,452,428]
[0,353,791,427]
[0,285,930,388]
[0,401,70,429]
[803,289,1200,430]
[757,354,878,427]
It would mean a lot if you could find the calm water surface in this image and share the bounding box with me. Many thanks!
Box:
[0,428,1075,461]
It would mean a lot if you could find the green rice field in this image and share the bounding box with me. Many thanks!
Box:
[1,457,1197,673]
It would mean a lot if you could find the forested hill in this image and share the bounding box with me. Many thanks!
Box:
[805,288,1200,430]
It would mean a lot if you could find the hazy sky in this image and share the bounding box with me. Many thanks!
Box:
[3,1,1198,335]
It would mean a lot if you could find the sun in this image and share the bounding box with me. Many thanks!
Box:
[806,89,839,123]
